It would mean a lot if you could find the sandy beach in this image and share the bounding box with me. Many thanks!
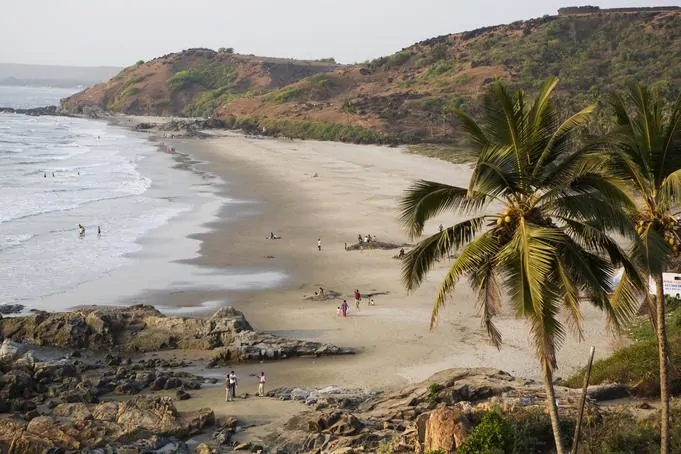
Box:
[147,132,622,395]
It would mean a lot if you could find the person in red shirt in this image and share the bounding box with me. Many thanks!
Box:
[354,289,361,311]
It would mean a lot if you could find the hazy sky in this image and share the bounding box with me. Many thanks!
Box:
[3,0,678,67]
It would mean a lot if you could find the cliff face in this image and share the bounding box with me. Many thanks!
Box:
[62,9,681,143]
[60,48,340,117]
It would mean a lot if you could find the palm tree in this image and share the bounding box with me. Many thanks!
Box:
[400,77,642,454]
[604,84,681,454]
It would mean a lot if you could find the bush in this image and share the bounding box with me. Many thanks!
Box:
[458,410,510,454]
[167,63,237,92]
[564,305,681,396]
[427,383,444,402]
[231,116,388,144]
[270,87,307,104]
[458,408,571,454]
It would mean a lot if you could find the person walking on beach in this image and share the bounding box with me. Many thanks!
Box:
[78,224,85,236]
[317,238,322,251]
[354,289,361,311]
[341,299,349,317]
[258,371,266,397]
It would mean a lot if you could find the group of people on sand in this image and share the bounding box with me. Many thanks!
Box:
[224,370,266,402]
[78,224,102,237]
[336,289,374,317]
[358,233,374,244]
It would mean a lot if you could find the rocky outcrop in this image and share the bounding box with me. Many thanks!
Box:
[259,368,592,454]
[0,105,63,116]
[0,396,213,452]
[0,305,354,361]
[424,407,470,453]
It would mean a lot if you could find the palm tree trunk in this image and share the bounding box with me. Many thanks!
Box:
[655,274,670,454]
[543,364,565,454]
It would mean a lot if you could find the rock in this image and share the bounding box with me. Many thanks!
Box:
[0,338,27,362]
[325,414,363,436]
[176,389,191,400]
[0,396,215,450]
[150,376,168,390]
[164,377,183,389]
[213,427,233,445]
[0,304,24,314]
[194,443,214,454]
[0,305,354,363]
[587,384,629,402]
[233,442,251,451]
[424,407,470,453]
[221,415,238,429]
[114,381,142,395]
[0,369,36,398]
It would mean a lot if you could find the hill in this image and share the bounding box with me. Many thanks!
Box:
[61,49,341,117]
[62,8,681,144]
[0,63,121,88]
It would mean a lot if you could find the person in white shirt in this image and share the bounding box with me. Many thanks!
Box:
[225,370,238,401]
[317,238,322,251]
[258,371,266,397]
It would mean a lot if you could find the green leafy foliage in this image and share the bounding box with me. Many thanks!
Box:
[564,305,681,396]
[427,383,444,402]
[459,409,570,454]
[167,63,237,92]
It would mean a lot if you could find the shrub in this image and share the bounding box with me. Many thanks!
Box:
[167,63,237,92]
[423,61,454,79]
[270,87,307,104]
[458,408,570,454]
[458,410,512,454]
[427,383,444,402]
[218,47,234,54]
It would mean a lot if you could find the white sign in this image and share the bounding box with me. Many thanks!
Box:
[649,272,681,297]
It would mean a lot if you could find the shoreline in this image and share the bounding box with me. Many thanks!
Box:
[143,131,622,386]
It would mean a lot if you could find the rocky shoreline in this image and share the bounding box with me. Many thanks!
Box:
[0,105,66,117]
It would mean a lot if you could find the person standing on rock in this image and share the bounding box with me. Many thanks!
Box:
[258,371,266,397]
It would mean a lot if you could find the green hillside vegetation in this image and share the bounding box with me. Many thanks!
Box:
[564,298,681,396]
[232,9,681,144]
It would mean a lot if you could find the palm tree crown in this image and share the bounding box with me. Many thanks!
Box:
[400,77,640,370]
[608,85,681,275]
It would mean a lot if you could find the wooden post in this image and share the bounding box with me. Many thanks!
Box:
[571,346,596,454]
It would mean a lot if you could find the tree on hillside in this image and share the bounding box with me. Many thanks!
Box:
[399,77,642,454]
[604,85,681,454]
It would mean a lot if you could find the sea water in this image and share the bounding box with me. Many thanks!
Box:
[0,86,285,313]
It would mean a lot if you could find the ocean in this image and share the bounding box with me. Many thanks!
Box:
[0,85,285,313]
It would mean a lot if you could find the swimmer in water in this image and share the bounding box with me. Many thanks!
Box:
[97,225,101,236]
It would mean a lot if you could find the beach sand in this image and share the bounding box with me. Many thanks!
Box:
[141,132,623,437]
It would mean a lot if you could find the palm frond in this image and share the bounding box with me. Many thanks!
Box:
[532,105,595,179]
[399,180,487,239]
[554,258,584,341]
[429,231,499,329]
[497,221,562,318]
[659,168,681,210]
[633,226,671,277]
[469,257,503,348]
[402,216,487,293]
[451,107,490,153]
